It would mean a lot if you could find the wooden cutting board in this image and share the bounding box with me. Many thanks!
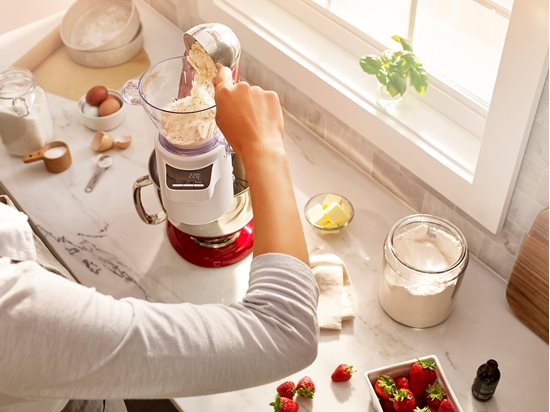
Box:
[506,208,549,342]
[13,26,150,101]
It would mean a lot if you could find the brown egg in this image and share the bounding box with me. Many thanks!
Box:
[98,95,122,117]
[85,85,108,106]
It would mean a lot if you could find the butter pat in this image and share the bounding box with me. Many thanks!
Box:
[341,201,352,217]
[322,193,343,209]
[306,203,331,226]
[324,202,351,226]
[306,193,353,229]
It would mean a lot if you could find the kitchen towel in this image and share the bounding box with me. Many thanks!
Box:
[310,253,355,330]
[0,196,36,262]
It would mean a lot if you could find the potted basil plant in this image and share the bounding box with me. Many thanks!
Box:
[359,35,429,101]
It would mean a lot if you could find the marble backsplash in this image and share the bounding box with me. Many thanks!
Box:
[146,0,549,281]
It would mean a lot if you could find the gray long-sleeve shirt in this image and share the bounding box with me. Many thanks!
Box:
[0,253,319,412]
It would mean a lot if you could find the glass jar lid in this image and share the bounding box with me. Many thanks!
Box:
[388,214,468,275]
[0,67,35,100]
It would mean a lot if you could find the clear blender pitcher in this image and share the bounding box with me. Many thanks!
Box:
[122,55,220,150]
[122,56,234,225]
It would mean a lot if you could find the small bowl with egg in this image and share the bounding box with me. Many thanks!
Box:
[79,86,126,131]
[304,192,354,232]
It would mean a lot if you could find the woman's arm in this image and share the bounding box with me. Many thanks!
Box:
[0,256,317,399]
[214,67,309,265]
[0,69,317,401]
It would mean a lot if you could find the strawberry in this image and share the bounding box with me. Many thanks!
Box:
[409,358,437,397]
[295,376,315,398]
[394,375,410,390]
[425,383,445,408]
[374,374,397,399]
[380,397,396,412]
[415,395,427,409]
[437,399,455,412]
[413,407,430,412]
[270,395,299,412]
[276,381,296,399]
[331,364,355,382]
[391,388,416,412]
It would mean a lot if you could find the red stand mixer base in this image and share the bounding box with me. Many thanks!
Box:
[167,220,254,267]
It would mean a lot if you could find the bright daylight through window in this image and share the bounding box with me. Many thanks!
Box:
[197,0,547,233]
[309,0,512,109]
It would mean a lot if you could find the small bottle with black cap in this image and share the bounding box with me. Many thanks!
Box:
[472,359,500,401]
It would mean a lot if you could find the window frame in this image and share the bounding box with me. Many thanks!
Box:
[278,0,497,121]
[196,0,548,233]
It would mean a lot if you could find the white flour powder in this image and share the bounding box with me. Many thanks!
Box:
[70,2,132,49]
[161,43,218,147]
[379,222,464,328]
[186,42,217,85]
[0,84,52,156]
[44,146,67,159]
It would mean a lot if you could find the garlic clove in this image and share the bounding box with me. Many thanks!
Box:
[91,131,114,152]
[113,134,132,149]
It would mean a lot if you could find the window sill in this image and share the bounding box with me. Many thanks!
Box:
[197,0,547,233]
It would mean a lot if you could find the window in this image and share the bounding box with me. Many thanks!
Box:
[196,0,548,233]
[304,0,511,107]
[273,0,516,134]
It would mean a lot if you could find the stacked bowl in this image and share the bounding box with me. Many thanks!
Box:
[60,0,143,68]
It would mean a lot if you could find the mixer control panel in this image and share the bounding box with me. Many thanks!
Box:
[165,164,213,190]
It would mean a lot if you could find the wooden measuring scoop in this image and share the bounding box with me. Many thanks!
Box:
[23,141,72,173]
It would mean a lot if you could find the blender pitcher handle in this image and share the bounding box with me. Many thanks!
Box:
[133,175,167,225]
[121,79,141,105]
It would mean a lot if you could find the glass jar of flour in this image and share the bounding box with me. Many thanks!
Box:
[0,67,53,156]
[379,214,469,328]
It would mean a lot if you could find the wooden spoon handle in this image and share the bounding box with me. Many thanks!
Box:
[23,148,45,163]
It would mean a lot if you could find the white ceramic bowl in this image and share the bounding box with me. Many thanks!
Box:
[65,24,143,68]
[60,0,141,52]
[364,354,464,412]
[79,89,126,131]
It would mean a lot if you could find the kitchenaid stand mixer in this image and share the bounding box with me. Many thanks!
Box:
[126,24,253,267]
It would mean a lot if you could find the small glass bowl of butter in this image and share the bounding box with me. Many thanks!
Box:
[304,193,354,232]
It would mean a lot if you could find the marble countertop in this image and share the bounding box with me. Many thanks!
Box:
[0,2,547,411]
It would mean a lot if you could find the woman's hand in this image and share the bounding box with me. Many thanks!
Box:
[214,66,285,165]
[213,66,308,264]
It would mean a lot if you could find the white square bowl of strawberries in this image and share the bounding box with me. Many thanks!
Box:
[365,355,464,412]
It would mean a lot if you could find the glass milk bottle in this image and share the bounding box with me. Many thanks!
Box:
[0,67,53,156]
[379,214,469,328]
